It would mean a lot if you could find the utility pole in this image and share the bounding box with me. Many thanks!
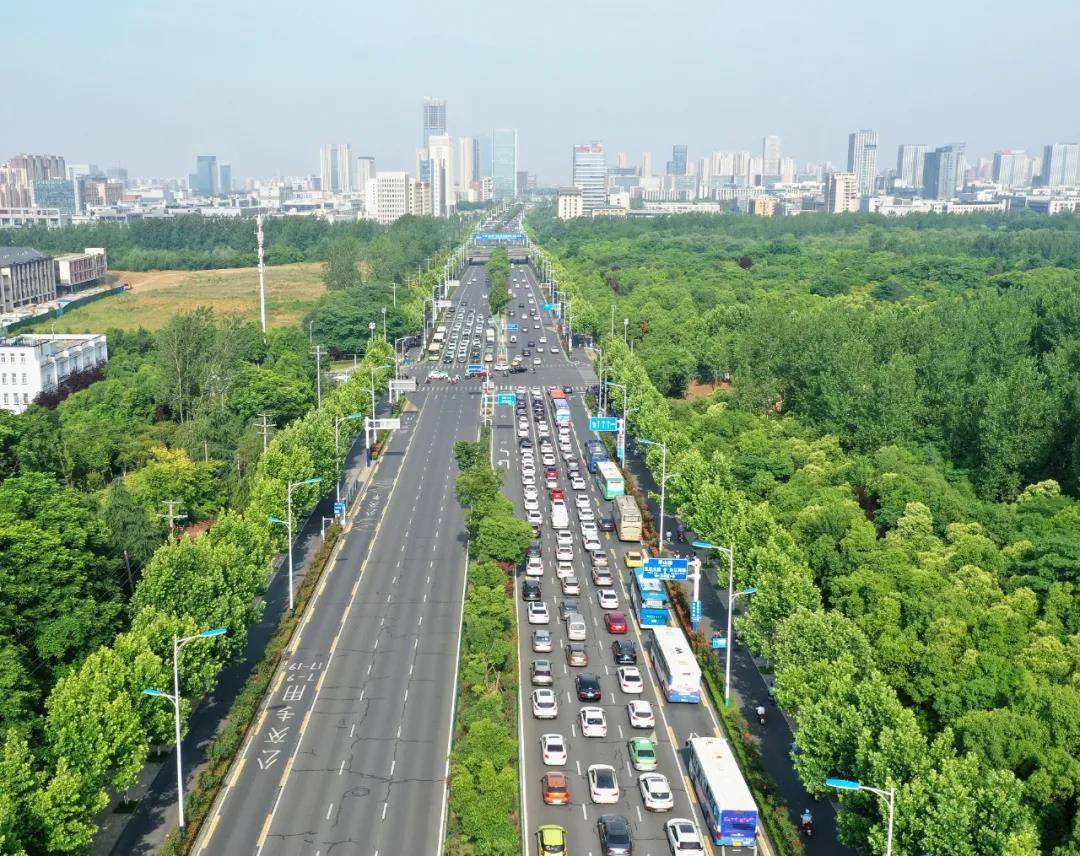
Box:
[159,500,186,537]
[256,214,267,334]
[312,344,323,409]
[255,413,274,451]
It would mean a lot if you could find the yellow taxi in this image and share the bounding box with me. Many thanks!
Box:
[623,549,644,568]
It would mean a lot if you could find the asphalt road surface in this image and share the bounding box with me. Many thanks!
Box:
[194,267,486,856]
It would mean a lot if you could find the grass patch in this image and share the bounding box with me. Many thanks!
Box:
[28,263,325,333]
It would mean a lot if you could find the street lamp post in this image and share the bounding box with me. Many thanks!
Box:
[623,317,629,345]
[693,540,752,702]
[334,412,364,503]
[368,321,376,344]
[381,306,387,342]
[269,476,323,610]
[586,344,604,412]
[610,303,615,338]
[605,381,629,460]
[637,438,676,554]
[370,364,392,416]
[825,778,896,856]
[394,336,410,379]
[142,627,227,839]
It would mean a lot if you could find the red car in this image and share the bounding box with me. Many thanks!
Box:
[544,467,558,479]
[604,612,628,634]
[549,488,566,501]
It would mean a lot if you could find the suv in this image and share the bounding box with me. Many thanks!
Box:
[598,514,616,533]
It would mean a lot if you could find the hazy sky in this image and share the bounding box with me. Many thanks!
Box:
[4,0,1079,185]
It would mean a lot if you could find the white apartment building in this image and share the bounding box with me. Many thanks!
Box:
[54,248,108,288]
[370,172,410,224]
[824,172,859,213]
[557,188,584,220]
[0,247,57,313]
[0,333,108,413]
[427,134,455,217]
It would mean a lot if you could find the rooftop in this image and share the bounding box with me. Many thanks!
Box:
[0,333,104,350]
[0,247,50,266]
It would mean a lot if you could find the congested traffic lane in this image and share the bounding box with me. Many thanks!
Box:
[499,385,701,856]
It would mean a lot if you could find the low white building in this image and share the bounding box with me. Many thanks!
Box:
[557,188,583,220]
[0,333,108,413]
[54,248,108,288]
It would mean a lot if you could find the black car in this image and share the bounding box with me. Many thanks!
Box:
[598,514,615,533]
[518,302,524,308]
[575,672,602,701]
[612,639,637,665]
[562,385,573,395]
[518,438,533,449]
[527,540,542,558]
[522,580,541,601]
[598,815,633,856]
[522,349,531,357]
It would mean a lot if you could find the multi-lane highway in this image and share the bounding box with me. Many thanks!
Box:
[194,266,487,856]
[497,264,732,856]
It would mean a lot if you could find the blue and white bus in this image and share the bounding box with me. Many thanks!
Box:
[649,625,700,703]
[630,568,669,627]
[685,736,759,851]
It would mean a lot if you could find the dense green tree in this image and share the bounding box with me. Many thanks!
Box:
[322,237,363,290]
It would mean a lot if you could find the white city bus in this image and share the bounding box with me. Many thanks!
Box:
[649,625,700,703]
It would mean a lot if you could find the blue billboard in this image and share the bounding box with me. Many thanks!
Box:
[642,557,689,581]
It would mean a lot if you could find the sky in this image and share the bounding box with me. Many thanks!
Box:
[3,0,1079,186]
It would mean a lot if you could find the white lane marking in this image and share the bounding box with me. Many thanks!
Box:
[349,723,356,737]
[390,759,396,776]
[381,802,388,821]
[636,805,643,823]
[326,803,334,820]
[339,760,346,775]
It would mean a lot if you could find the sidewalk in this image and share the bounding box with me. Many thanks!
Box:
[616,439,854,855]
[94,400,388,856]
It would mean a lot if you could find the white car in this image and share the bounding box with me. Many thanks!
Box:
[532,629,553,652]
[556,529,574,546]
[571,477,587,491]
[579,707,607,737]
[555,545,573,562]
[550,347,559,354]
[533,357,542,365]
[539,336,548,344]
[577,505,595,521]
[597,589,619,609]
[545,475,558,489]
[517,426,529,438]
[531,688,558,719]
[551,498,567,512]
[523,485,538,500]
[542,454,556,467]
[617,666,644,694]
[540,733,565,767]
[561,576,580,595]
[522,466,536,479]
[575,494,591,510]
[526,509,543,524]
[540,440,553,452]
[524,496,539,511]
[665,819,706,855]
[556,561,575,579]
[583,536,602,552]
[522,473,536,487]
[526,556,544,577]
[627,700,655,729]
[527,602,550,624]
[580,520,598,537]
[639,773,674,811]
[587,764,620,804]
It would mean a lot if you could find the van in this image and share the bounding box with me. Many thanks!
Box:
[565,613,587,641]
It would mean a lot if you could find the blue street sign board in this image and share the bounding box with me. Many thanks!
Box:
[542,303,557,311]
[507,323,519,331]
[589,416,619,432]
[642,556,689,581]
[474,232,526,243]
[691,600,703,621]
[466,364,484,374]
[496,393,517,406]
[334,500,346,516]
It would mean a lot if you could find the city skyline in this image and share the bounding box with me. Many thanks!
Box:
[4,0,1078,184]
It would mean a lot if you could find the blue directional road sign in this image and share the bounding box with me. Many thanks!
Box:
[334,500,346,517]
[589,416,619,432]
[642,556,690,581]
[542,303,557,311]
[507,323,519,331]
[466,364,484,375]
[474,232,526,243]
[691,600,703,621]
[496,393,518,406]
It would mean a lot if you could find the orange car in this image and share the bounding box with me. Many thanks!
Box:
[542,772,570,805]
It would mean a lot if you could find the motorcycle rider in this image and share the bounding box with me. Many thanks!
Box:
[800,809,813,835]
[756,705,766,725]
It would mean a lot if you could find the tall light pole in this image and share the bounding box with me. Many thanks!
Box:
[381,306,387,342]
[142,627,227,839]
[270,476,322,610]
[370,363,393,415]
[586,344,605,412]
[256,215,267,334]
[605,381,628,461]
[826,778,896,856]
[334,412,364,503]
[623,317,629,345]
[391,282,397,307]
[610,303,615,337]
[637,438,676,554]
[693,541,751,698]
[394,336,410,379]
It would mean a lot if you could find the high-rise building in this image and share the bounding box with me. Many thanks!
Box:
[572,143,607,213]
[218,163,232,194]
[319,144,352,193]
[895,144,927,189]
[616,152,629,169]
[356,156,376,190]
[762,135,781,176]
[191,155,218,196]
[516,171,530,197]
[993,150,1031,188]
[475,135,492,179]
[641,151,653,179]
[1040,143,1080,187]
[427,135,455,216]
[923,144,965,199]
[491,129,518,200]
[557,188,584,220]
[824,172,859,213]
[666,144,688,176]
[371,172,410,224]
[422,97,447,148]
[32,179,78,214]
[780,158,797,184]
[847,129,878,197]
[457,137,475,195]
